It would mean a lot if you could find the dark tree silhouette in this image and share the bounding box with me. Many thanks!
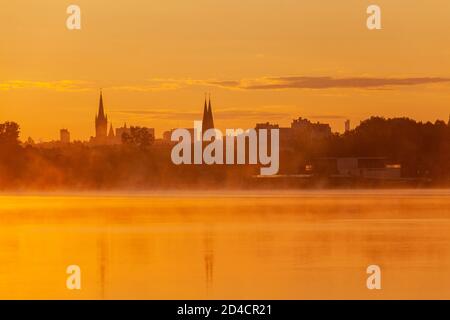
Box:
[0,122,20,147]
[0,117,449,190]
[121,126,155,150]
[325,117,450,179]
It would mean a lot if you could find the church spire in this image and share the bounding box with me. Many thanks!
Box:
[203,93,208,117]
[95,90,108,140]
[108,123,115,138]
[98,89,106,119]
[207,94,214,129]
[202,93,209,135]
[202,93,215,135]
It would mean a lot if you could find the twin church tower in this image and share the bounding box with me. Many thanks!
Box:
[201,95,215,136]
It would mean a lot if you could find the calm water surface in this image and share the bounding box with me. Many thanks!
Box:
[0,190,449,299]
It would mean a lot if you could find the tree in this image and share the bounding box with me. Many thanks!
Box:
[0,122,20,147]
[121,126,154,150]
[330,117,450,179]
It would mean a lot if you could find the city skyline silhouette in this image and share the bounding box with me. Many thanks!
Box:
[1,1,450,141]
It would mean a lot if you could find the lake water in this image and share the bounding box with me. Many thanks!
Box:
[0,190,449,299]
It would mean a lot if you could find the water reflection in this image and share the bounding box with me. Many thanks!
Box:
[97,233,108,299]
[0,190,449,299]
[204,231,214,292]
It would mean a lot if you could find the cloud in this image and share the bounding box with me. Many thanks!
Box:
[115,107,291,121]
[307,115,347,120]
[117,76,450,91]
[2,76,449,92]
[0,80,92,92]
[108,78,223,92]
[217,108,290,120]
[208,76,450,90]
[115,109,199,120]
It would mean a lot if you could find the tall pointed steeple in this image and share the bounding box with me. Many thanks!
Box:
[95,90,108,140]
[201,93,216,135]
[207,94,214,129]
[98,90,105,119]
[202,93,210,135]
[108,123,115,138]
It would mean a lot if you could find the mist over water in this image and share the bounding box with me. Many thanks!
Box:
[0,189,449,299]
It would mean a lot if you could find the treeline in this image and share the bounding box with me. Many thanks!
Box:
[278,117,450,182]
[0,122,257,189]
[330,117,450,179]
[0,117,449,190]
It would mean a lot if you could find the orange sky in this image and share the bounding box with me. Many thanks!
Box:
[0,0,449,141]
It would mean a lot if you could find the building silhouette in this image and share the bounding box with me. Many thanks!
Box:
[255,117,332,147]
[115,123,130,143]
[108,124,115,140]
[91,92,155,145]
[163,97,215,141]
[202,95,215,135]
[345,119,351,132]
[290,117,332,139]
[60,129,70,144]
[255,122,279,130]
[95,91,108,143]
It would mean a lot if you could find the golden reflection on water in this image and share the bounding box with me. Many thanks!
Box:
[0,190,449,299]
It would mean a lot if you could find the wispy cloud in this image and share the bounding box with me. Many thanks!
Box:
[115,109,198,120]
[108,78,203,92]
[115,106,291,121]
[0,80,92,92]
[118,76,450,91]
[208,76,450,90]
[307,115,347,120]
[2,76,450,92]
